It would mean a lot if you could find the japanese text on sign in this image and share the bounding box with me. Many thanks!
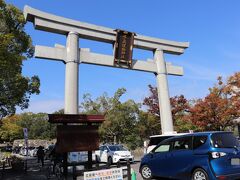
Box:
[84,168,123,180]
[114,29,135,68]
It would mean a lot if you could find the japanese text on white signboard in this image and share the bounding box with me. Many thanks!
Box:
[84,168,123,180]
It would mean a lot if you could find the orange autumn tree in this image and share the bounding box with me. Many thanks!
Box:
[143,85,190,122]
[225,72,240,113]
[189,73,240,131]
[143,85,195,132]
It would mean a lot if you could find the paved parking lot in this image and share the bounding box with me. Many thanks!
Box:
[130,161,141,179]
[1,157,139,179]
[129,161,172,180]
[1,156,173,180]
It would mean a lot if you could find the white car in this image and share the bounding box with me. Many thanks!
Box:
[28,147,38,157]
[95,144,134,165]
[19,147,28,156]
[145,133,189,153]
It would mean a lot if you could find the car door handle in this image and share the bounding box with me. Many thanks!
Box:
[166,154,173,158]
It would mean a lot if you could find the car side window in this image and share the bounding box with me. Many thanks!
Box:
[173,137,192,151]
[103,146,108,151]
[154,143,171,153]
[99,146,104,151]
[193,136,207,149]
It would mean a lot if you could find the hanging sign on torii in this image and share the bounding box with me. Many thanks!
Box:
[24,6,189,134]
[114,29,135,68]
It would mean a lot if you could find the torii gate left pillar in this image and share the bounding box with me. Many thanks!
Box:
[65,32,79,114]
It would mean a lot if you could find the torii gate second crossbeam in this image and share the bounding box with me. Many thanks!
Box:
[24,6,189,134]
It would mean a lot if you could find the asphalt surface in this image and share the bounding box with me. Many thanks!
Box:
[1,156,174,180]
[131,161,173,180]
[1,156,134,180]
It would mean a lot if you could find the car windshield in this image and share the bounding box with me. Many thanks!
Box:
[211,133,240,148]
[108,145,127,151]
[149,136,173,146]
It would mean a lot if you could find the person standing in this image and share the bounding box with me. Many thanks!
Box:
[49,145,64,173]
[37,146,45,167]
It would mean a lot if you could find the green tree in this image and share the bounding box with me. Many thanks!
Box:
[79,88,126,115]
[0,112,56,142]
[101,99,140,148]
[136,111,161,140]
[0,0,40,119]
[0,115,23,142]
[80,88,142,149]
[53,109,64,114]
[17,112,56,140]
[174,118,199,133]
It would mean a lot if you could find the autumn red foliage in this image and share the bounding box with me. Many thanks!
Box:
[143,85,190,123]
[143,72,240,132]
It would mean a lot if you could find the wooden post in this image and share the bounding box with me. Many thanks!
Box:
[127,160,131,180]
[24,158,27,173]
[72,165,77,180]
[117,161,121,168]
[1,161,5,178]
[87,151,92,169]
[63,152,68,179]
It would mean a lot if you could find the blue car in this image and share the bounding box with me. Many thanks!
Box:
[140,131,240,180]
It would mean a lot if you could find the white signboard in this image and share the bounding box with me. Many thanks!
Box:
[84,168,123,180]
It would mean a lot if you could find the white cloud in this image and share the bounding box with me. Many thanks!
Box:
[223,51,240,61]
[181,61,225,81]
[17,99,64,114]
[123,87,149,103]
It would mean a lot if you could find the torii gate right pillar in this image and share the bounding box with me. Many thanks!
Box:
[154,49,174,134]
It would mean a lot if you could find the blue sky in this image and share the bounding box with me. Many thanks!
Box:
[6,0,240,113]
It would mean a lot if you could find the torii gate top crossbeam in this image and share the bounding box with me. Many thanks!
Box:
[24,6,189,55]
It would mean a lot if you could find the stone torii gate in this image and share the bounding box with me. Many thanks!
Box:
[24,6,189,134]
